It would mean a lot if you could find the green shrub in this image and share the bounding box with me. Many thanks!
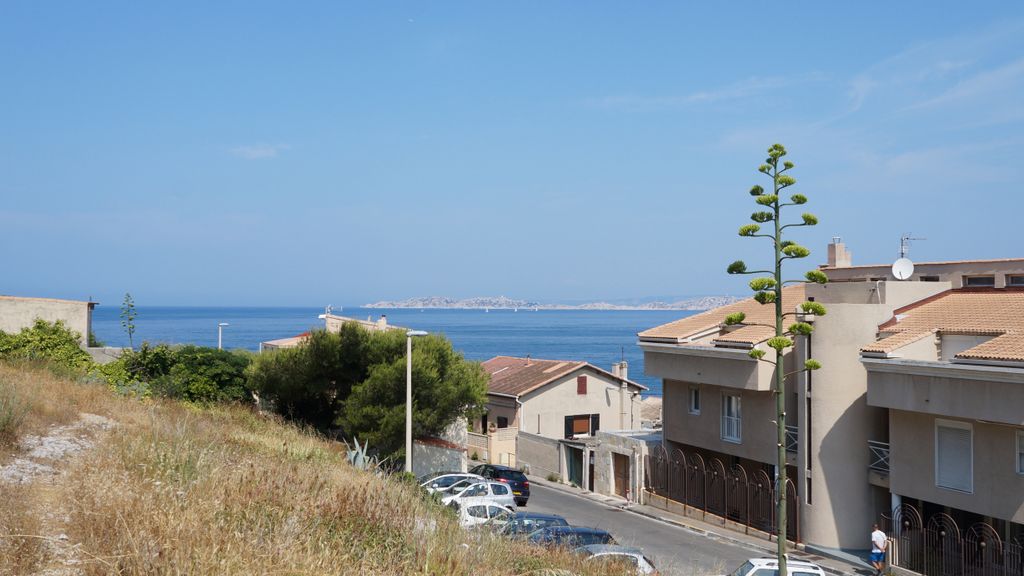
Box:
[0,319,92,372]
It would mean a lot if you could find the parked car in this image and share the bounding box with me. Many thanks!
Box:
[577,544,659,575]
[526,526,616,549]
[493,512,569,538]
[468,464,531,506]
[441,481,517,510]
[438,477,482,497]
[420,472,484,494]
[457,500,515,529]
[723,558,826,576]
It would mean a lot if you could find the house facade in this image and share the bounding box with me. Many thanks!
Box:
[473,356,646,490]
[861,289,1024,574]
[640,240,1024,564]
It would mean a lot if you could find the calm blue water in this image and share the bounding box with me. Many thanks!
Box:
[91,307,697,396]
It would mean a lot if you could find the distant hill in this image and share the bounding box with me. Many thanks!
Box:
[363,295,742,311]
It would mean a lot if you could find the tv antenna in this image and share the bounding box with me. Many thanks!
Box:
[898,234,925,259]
[892,234,925,281]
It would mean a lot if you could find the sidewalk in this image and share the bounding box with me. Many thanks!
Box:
[528,475,872,576]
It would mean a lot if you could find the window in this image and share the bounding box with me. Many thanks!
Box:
[920,275,940,282]
[577,375,588,395]
[1008,275,1024,287]
[963,275,995,287]
[1017,430,1024,475]
[492,484,509,495]
[689,386,701,415]
[467,505,488,519]
[936,420,973,493]
[497,416,509,429]
[721,394,742,443]
[564,414,599,438]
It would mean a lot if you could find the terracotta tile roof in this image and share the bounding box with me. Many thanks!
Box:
[414,436,465,452]
[482,356,646,397]
[862,289,1024,362]
[638,285,806,345]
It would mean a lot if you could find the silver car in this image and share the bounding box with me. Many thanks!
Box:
[441,481,517,510]
[420,473,484,494]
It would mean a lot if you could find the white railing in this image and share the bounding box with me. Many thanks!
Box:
[868,440,890,473]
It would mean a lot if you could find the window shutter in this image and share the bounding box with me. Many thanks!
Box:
[577,375,587,395]
[590,414,600,433]
[564,415,573,439]
[936,423,972,492]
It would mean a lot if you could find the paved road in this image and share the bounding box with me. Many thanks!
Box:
[526,484,756,576]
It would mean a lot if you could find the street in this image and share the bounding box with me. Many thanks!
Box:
[526,484,757,576]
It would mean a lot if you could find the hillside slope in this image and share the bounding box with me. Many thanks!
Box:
[0,363,621,575]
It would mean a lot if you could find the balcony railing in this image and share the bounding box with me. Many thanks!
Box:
[868,440,890,473]
[785,425,798,453]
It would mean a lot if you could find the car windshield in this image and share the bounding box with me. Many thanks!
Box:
[447,479,475,493]
[730,561,756,576]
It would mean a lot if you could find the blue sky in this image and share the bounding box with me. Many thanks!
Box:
[2,2,1023,306]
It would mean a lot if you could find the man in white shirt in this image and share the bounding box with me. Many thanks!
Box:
[870,523,888,576]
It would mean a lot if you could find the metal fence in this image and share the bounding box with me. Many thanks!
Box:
[883,504,1023,576]
[645,444,799,541]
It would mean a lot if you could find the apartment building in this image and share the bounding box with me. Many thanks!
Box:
[639,240,1024,568]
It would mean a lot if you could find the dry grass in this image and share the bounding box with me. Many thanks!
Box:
[0,363,634,575]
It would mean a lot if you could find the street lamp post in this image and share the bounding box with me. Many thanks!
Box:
[218,322,230,350]
[405,329,429,473]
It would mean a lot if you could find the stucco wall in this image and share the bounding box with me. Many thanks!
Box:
[412,443,466,478]
[0,296,92,346]
[800,280,948,550]
[518,367,642,438]
[889,411,1024,523]
[517,432,561,480]
[663,379,780,464]
[866,362,1024,426]
[591,431,657,503]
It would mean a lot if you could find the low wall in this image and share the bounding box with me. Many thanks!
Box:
[412,444,465,477]
[517,432,560,480]
[0,296,92,347]
[85,347,124,365]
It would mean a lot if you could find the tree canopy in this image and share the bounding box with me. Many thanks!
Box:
[247,323,488,460]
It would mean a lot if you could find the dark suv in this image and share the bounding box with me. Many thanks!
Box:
[469,464,530,506]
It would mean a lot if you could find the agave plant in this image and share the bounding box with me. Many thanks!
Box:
[343,436,383,472]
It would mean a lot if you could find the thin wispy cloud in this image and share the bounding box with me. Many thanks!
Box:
[228,144,290,160]
[588,73,825,111]
[905,57,1024,111]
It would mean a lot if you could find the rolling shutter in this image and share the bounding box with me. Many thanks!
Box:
[936,422,972,492]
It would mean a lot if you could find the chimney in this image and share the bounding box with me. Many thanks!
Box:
[827,237,852,268]
[611,363,620,378]
[617,360,628,382]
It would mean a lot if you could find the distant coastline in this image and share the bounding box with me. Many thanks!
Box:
[363,295,742,311]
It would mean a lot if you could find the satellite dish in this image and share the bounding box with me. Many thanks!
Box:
[892,258,915,280]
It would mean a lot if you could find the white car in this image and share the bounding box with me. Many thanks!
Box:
[457,499,515,529]
[420,473,484,494]
[577,544,658,575]
[441,481,517,510]
[724,558,826,576]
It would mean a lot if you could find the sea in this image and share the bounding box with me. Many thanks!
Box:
[91,307,699,397]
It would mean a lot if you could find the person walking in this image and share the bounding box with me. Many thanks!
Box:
[870,523,888,576]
